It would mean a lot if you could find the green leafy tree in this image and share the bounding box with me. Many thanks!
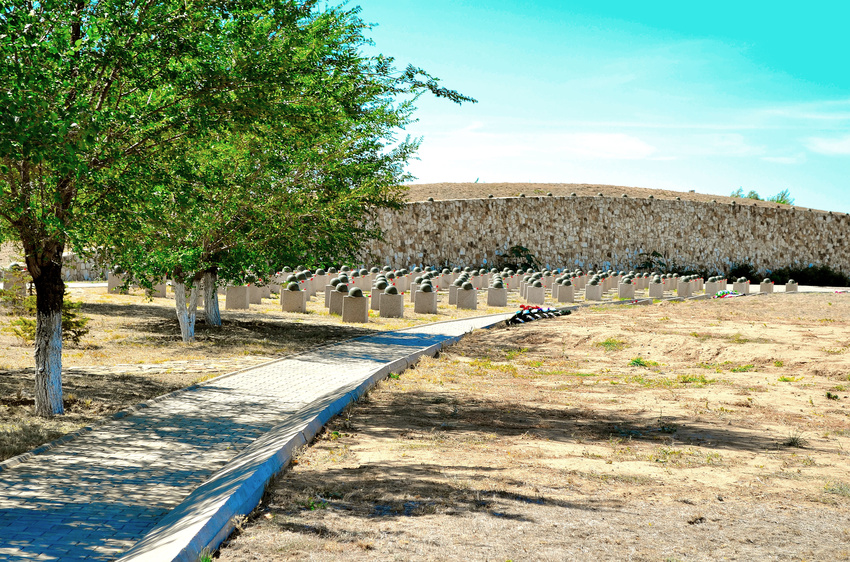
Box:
[84,6,471,342]
[0,0,473,414]
[730,187,793,205]
[767,188,794,205]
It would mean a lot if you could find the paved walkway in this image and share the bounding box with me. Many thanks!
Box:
[0,314,512,561]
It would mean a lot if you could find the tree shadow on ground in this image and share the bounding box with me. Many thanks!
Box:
[353,389,808,455]
[80,300,381,350]
[258,462,631,533]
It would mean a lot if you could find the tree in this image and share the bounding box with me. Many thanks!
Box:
[84,6,472,343]
[730,187,794,205]
[1,0,474,414]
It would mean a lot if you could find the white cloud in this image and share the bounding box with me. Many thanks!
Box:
[761,153,806,165]
[806,135,850,155]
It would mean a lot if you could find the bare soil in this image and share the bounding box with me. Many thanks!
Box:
[0,284,523,462]
[217,293,850,561]
[404,182,823,213]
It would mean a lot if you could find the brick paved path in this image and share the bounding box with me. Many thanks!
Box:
[0,314,511,561]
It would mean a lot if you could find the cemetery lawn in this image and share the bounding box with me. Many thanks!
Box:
[217,293,850,561]
[0,285,520,462]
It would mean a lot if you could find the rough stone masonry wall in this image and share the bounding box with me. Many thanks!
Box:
[364,196,850,274]
[61,252,108,282]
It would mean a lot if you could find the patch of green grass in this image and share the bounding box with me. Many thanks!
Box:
[731,364,755,373]
[689,332,712,340]
[629,356,659,367]
[469,358,518,375]
[647,446,722,467]
[302,497,328,510]
[504,347,528,360]
[677,374,717,386]
[729,332,750,344]
[778,375,803,382]
[774,360,784,367]
[824,481,850,497]
[830,385,846,392]
[624,375,675,388]
[595,337,628,352]
[826,391,840,401]
[696,361,722,372]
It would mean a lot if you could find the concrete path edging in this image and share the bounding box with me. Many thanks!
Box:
[116,321,499,561]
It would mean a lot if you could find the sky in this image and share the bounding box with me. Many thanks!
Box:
[357,1,850,212]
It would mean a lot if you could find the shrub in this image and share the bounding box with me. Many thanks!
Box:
[3,291,90,345]
[766,264,849,287]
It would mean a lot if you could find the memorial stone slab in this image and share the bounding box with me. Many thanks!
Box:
[225,286,249,310]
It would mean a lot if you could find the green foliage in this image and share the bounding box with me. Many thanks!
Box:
[2,291,89,345]
[766,264,850,287]
[629,356,658,367]
[596,338,628,352]
[824,481,850,497]
[730,188,794,205]
[495,244,540,271]
[676,374,716,386]
[728,262,758,280]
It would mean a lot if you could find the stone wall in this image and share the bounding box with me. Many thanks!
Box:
[363,196,849,274]
[61,252,108,281]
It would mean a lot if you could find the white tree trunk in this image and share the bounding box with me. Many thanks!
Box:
[203,271,222,327]
[174,280,200,342]
[35,309,64,416]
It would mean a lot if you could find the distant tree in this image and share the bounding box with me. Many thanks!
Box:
[767,189,794,205]
[730,188,794,205]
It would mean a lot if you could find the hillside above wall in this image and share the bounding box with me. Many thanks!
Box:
[404,182,827,213]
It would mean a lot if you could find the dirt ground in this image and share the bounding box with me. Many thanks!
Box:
[404,182,819,213]
[0,284,522,461]
[217,293,850,561]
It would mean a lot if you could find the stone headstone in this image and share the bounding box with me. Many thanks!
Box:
[108,272,128,295]
[281,286,307,313]
[379,292,405,318]
[456,286,477,310]
[525,284,545,305]
[225,286,249,310]
[342,293,369,323]
[676,280,692,298]
[585,282,603,301]
[557,284,574,303]
[414,290,438,314]
[618,282,635,300]
[487,287,508,307]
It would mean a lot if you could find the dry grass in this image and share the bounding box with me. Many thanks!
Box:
[404,182,829,214]
[218,293,850,561]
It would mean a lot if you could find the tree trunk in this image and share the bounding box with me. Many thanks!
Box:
[29,251,66,417]
[203,269,222,327]
[174,278,200,342]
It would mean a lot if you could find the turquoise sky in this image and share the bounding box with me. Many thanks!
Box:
[360,1,850,212]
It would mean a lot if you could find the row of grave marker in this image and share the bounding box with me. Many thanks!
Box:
[118,266,796,324]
